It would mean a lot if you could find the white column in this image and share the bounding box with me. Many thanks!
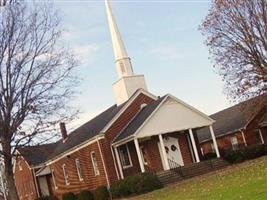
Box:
[209,125,220,158]
[114,146,124,179]
[159,134,170,170]
[241,131,247,146]
[259,129,265,144]
[134,138,145,173]
[189,129,200,163]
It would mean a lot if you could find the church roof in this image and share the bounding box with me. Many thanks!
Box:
[18,102,126,167]
[197,94,267,143]
[113,96,166,143]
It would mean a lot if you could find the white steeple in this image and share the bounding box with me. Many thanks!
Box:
[105,0,148,105]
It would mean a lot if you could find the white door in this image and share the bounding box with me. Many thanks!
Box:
[158,136,184,170]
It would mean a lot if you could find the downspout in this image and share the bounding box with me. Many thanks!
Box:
[240,130,247,146]
[97,137,110,188]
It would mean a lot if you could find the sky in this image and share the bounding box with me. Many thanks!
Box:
[54,0,232,128]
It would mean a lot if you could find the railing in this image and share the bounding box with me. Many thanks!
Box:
[168,159,184,177]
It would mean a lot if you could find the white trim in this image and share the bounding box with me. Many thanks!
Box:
[134,138,145,173]
[51,168,58,190]
[132,95,213,139]
[62,164,70,186]
[114,146,124,179]
[101,89,157,133]
[189,129,200,163]
[209,126,220,158]
[91,151,100,176]
[241,131,247,146]
[118,144,133,169]
[75,158,84,181]
[97,138,110,188]
[45,134,104,165]
[113,136,134,147]
[140,146,148,165]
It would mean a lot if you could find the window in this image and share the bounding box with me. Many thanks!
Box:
[140,146,148,165]
[62,164,70,185]
[230,136,239,150]
[91,152,100,176]
[118,144,132,168]
[75,159,83,181]
[18,160,22,171]
[51,169,57,189]
[255,129,264,144]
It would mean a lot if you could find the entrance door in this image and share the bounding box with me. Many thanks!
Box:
[38,176,50,197]
[158,136,184,170]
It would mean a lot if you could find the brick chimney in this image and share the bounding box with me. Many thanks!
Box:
[59,122,68,141]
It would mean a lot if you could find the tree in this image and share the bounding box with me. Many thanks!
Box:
[200,0,267,103]
[0,1,77,199]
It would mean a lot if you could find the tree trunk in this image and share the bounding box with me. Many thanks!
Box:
[2,142,19,200]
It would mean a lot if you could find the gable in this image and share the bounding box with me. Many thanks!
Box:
[136,96,213,138]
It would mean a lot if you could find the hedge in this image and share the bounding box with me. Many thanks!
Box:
[62,192,77,200]
[223,144,267,163]
[110,172,163,198]
[95,186,110,200]
[77,190,94,200]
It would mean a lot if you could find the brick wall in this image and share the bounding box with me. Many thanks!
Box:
[200,131,246,155]
[101,93,155,182]
[50,141,108,199]
[14,157,38,200]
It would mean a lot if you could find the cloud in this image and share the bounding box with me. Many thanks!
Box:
[73,44,99,65]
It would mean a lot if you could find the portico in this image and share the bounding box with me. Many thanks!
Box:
[112,95,220,179]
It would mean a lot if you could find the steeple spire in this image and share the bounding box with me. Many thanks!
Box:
[105,0,134,78]
[105,0,148,105]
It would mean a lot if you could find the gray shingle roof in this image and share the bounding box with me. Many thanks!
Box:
[113,96,166,143]
[18,103,125,166]
[197,94,267,143]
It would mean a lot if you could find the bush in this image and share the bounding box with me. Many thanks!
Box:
[35,196,58,200]
[110,172,163,198]
[224,145,267,163]
[95,186,110,200]
[62,192,77,200]
[77,190,94,200]
[203,152,217,160]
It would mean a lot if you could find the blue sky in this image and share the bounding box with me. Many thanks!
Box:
[54,0,232,127]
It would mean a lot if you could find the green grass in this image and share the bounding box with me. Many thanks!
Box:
[130,156,267,200]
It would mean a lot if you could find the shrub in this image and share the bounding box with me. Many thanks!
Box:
[77,190,94,200]
[35,196,58,200]
[95,186,110,200]
[62,192,77,200]
[110,172,163,198]
[224,145,267,163]
[203,152,217,160]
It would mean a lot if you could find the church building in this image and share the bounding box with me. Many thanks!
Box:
[14,1,220,199]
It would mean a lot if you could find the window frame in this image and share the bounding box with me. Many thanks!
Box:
[75,158,84,181]
[91,152,100,176]
[51,168,58,189]
[118,144,133,169]
[62,164,70,185]
[230,136,239,150]
[255,129,264,144]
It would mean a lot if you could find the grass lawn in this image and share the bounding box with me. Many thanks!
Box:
[130,156,267,200]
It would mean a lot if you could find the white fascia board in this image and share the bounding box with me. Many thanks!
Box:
[45,134,105,166]
[101,89,157,133]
